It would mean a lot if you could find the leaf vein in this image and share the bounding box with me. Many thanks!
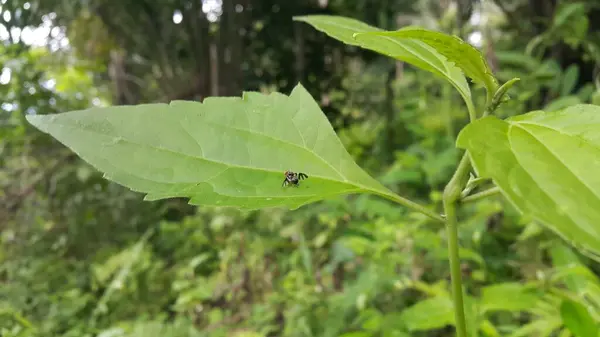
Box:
[508,124,600,236]
[50,120,363,188]
[200,118,345,180]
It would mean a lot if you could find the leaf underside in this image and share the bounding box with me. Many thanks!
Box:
[294,15,473,110]
[358,27,498,93]
[26,83,395,210]
[457,104,600,258]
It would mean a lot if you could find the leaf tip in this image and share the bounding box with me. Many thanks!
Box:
[25,113,41,124]
[292,15,313,23]
[25,114,51,132]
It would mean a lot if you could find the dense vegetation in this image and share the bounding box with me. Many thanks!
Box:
[2,1,600,337]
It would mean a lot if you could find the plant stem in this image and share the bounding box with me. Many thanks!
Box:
[461,186,501,203]
[444,197,468,337]
[445,153,472,201]
[442,151,472,337]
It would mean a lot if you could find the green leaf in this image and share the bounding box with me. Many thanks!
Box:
[339,332,373,337]
[26,83,433,215]
[356,27,498,94]
[550,244,589,293]
[481,283,541,313]
[560,65,579,96]
[456,104,600,258]
[399,296,454,331]
[508,319,562,337]
[544,95,581,112]
[293,15,383,46]
[552,2,587,29]
[495,51,540,71]
[560,298,599,337]
[593,90,600,106]
[294,15,474,118]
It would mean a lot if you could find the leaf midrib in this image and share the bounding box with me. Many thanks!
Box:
[44,119,380,195]
[82,135,363,201]
[297,17,382,35]
[186,187,365,211]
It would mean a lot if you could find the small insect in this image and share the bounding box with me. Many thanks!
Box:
[282,170,308,187]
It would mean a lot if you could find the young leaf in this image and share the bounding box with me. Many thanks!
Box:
[26,83,441,219]
[356,27,499,94]
[294,15,474,118]
[457,104,600,258]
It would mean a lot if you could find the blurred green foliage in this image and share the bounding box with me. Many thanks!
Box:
[2,0,600,336]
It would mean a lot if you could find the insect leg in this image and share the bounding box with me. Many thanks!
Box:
[282,179,288,187]
[298,173,308,180]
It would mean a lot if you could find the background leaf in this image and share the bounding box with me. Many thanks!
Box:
[560,64,579,96]
[294,15,474,115]
[560,298,598,337]
[481,283,540,313]
[457,104,600,258]
[26,83,399,210]
[357,27,499,94]
[399,296,454,331]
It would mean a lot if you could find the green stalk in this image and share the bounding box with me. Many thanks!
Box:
[483,78,520,117]
[461,187,501,203]
[442,79,513,336]
[444,197,468,337]
[443,152,472,337]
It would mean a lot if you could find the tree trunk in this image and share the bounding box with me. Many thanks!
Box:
[220,0,244,96]
[294,22,305,84]
[179,0,211,101]
[210,43,220,96]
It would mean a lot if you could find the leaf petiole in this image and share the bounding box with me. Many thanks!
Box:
[374,191,445,223]
[461,187,501,203]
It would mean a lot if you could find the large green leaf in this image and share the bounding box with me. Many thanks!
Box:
[356,27,498,94]
[26,83,428,213]
[294,15,474,115]
[457,104,600,258]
